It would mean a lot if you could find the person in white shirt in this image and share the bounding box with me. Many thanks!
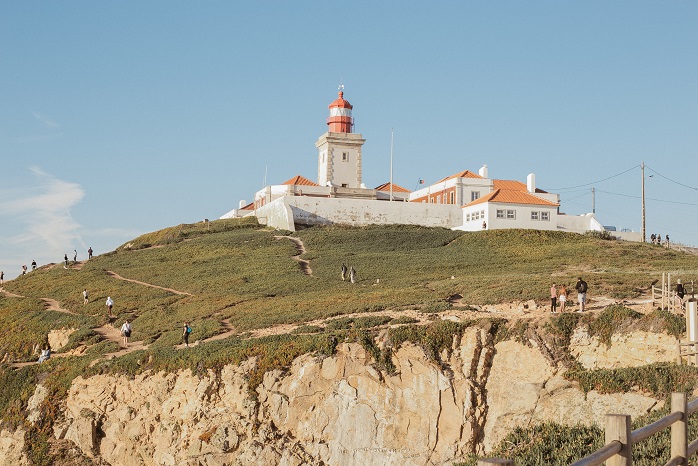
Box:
[120,320,132,347]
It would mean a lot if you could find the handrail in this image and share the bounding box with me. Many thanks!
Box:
[488,393,698,466]
[569,441,621,466]
[631,411,682,443]
[688,398,698,415]
[663,457,683,466]
[689,438,698,457]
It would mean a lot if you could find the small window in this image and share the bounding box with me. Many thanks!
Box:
[341,183,348,188]
[471,191,480,202]
[342,152,349,162]
[531,211,540,221]
[506,210,515,219]
[466,213,471,221]
[449,192,455,204]
[541,211,550,221]
[496,209,505,219]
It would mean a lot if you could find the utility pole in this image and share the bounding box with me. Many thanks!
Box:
[641,162,646,242]
[591,187,595,214]
[390,128,394,201]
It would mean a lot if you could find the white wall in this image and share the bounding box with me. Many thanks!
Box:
[254,196,463,231]
[557,213,604,234]
[457,203,558,232]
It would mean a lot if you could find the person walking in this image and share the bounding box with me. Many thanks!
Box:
[575,277,588,313]
[120,320,132,347]
[182,321,191,347]
[73,250,77,263]
[88,247,93,259]
[22,265,27,275]
[349,266,356,284]
[106,296,114,317]
[341,263,347,281]
[559,284,568,313]
[64,254,68,268]
[0,271,3,284]
[550,283,558,313]
[676,279,686,310]
[31,260,37,271]
[83,289,89,304]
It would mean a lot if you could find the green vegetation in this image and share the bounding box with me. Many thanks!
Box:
[2,219,698,462]
[458,399,698,466]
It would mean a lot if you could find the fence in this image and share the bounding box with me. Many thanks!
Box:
[477,392,698,466]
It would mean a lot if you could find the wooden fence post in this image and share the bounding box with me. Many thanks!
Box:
[671,392,688,462]
[477,460,513,466]
[606,414,632,466]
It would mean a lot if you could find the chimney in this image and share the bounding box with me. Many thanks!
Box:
[479,164,488,179]
[527,173,536,193]
[238,199,247,209]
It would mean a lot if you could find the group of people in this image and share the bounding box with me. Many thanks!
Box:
[341,263,357,283]
[550,277,588,314]
[649,234,670,247]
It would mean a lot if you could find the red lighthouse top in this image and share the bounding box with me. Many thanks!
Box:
[327,91,354,133]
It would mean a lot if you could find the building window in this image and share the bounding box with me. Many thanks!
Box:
[506,210,515,219]
[341,183,348,188]
[541,211,550,221]
[496,209,505,219]
[342,152,349,162]
[466,213,471,221]
[471,191,480,202]
[449,192,455,204]
[531,211,540,221]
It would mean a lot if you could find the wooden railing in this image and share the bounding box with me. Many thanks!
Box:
[477,392,698,466]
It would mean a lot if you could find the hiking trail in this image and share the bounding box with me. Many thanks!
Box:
[106,271,193,296]
[274,236,313,275]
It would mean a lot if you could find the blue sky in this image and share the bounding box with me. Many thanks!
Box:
[1,2,696,277]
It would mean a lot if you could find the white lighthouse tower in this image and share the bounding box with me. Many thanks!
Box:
[316,89,366,188]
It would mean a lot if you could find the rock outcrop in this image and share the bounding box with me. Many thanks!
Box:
[1,325,669,465]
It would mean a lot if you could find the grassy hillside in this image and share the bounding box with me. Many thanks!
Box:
[2,218,698,463]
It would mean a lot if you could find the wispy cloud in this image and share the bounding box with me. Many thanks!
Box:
[0,167,84,266]
[32,111,60,128]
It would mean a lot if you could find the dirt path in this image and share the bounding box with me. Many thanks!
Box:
[90,323,149,365]
[42,298,77,315]
[0,287,24,298]
[175,318,236,349]
[106,271,193,296]
[275,236,313,275]
[248,293,657,339]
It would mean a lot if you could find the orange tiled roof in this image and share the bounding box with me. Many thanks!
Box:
[464,189,558,208]
[375,182,411,193]
[493,179,548,194]
[438,170,483,183]
[240,201,254,211]
[282,175,320,187]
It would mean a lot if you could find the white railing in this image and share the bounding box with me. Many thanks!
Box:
[478,392,698,466]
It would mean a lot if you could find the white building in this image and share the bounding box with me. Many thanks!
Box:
[222,90,633,239]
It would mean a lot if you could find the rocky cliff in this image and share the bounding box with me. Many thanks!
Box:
[0,324,679,466]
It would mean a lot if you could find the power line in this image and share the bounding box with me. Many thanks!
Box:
[645,164,698,191]
[542,164,639,191]
[596,189,698,207]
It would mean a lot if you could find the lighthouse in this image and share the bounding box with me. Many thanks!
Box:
[316,89,366,188]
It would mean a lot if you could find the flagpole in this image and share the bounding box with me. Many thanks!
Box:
[390,128,394,201]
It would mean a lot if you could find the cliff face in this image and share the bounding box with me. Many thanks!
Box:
[1,327,679,466]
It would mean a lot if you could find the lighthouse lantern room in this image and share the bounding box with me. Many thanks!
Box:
[316,89,366,189]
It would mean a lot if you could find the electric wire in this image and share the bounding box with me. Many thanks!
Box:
[542,165,639,191]
[645,164,698,191]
